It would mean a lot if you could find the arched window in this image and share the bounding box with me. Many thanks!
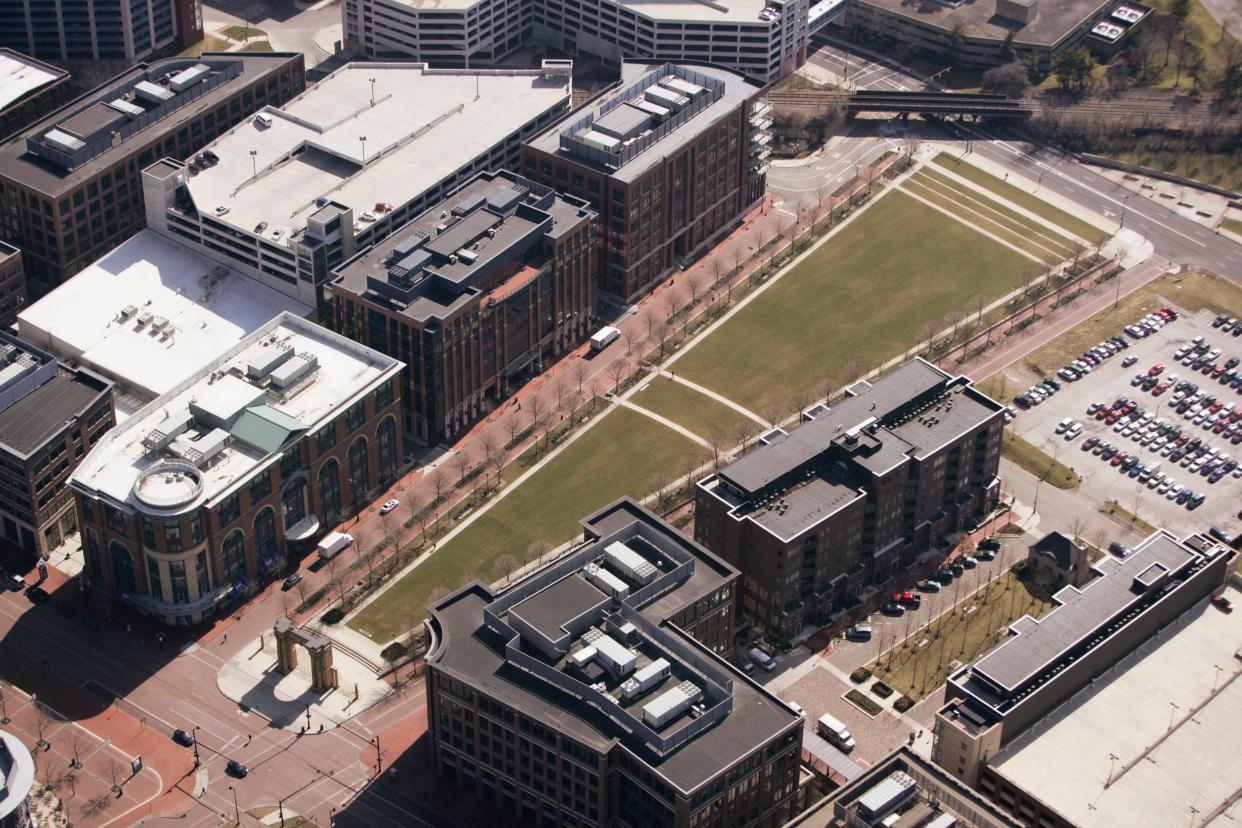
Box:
[254,507,277,567]
[109,541,136,595]
[319,459,341,522]
[282,476,307,527]
[222,530,246,583]
[347,438,370,507]
[377,417,398,484]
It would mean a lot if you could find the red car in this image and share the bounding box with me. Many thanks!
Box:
[1148,364,1165,376]
[1096,408,1110,420]
[1160,307,1178,320]
[1153,384,1169,396]
[1214,421,1228,433]
[1213,365,1227,378]
[892,591,921,608]
[1212,595,1234,613]
[1111,452,1127,466]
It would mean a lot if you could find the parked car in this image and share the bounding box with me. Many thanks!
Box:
[379,499,399,515]
[978,537,1000,551]
[882,602,906,616]
[172,729,195,747]
[916,579,942,593]
[281,572,303,591]
[1211,595,1234,613]
[226,760,248,778]
[846,624,873,641]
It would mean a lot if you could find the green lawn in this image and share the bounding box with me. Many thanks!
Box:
[221,25,266,40]
[674,191,1043,413]
[903,178,1061,265]
[932,153,1109,244]
[909,167,1079,261]
[349,407,707,641]
[1002,431,1080,490]
[1224,218,1242,237]
[239,41,274,52]
[630,377,753,440]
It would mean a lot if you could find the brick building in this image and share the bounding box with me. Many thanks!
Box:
[68,312,402,626]
[0,332,112,561]
[521,62,769,304]
[0,0,203,64]
[0,49,70,139]
[0,242,25,330]
[0,52,304,294]
[327,170,596,445]
[695,359,1004,639]
[424,498,803,828]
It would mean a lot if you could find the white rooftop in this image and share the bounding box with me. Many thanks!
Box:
[70,312,401,511]
[990,584,1242,828]
[183,62,570,242]
[0,50,62,111]
[17,230,310,403]
[387,0,769,21]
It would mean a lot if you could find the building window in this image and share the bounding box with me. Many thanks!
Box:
[109,541,136,594]
[85,530,102,581]
[319,460,341,521]
[81,498,95,523]
[254,508,277,568]
[105,506,128,537]
[345,401,366,435]
[316,422,338,455]
[142,517,157,549]
[347,439,369,507]
[280,447,300,479]
[190,514,204,544]
[218,493,240,526]
[376,381,394,410]
[250,471,272,505]
[282,477,307,528]
[147,557,163,600]
[169,559,189,603]
[222,530,246,583]
[377,417,397,483]
[195,551,209,596]
[164,521,183,554]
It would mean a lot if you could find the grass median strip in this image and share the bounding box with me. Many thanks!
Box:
[349,406,707,641]
[1003,430,1081,489]
[630,377,752,441]
[675,191,1042,414]
[932,153,1109,244]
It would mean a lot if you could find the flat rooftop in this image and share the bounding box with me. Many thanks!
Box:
[0,49,65,113]
[183,63,570,246]
[0,53,299,193]
[70,312,400,513]
[990,583,1242,828]
[17,229,311,405]
[749,477,864,540]
[0,367,109,457]
[386,0,772,22]
[527,62,761,183]
[332,171,593,323]
[0,729,35,820]
[852,0,1114,47]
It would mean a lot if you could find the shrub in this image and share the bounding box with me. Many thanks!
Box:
[894,695,915,713]
[850,667,872,684]
[321,608,344,625]
[871,681,894,699]
[844,689,883,717]
[380,641,408,663]
[295,586,329,614]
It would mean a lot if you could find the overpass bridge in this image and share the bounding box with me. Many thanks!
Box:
[767,89,1032,119]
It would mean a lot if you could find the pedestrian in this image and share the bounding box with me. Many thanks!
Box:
[245,735,252,746]
[222,633,228,644]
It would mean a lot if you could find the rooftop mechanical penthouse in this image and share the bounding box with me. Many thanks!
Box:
[696,359,1004,639]
[425,498,803,828]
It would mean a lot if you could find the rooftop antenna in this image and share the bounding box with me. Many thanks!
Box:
[475,73,480,102]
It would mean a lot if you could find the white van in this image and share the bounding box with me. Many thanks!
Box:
[749,647,776,672]
[816,713,856,751]
[254,112,273,128]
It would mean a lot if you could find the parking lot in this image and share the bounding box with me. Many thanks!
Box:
[1009,308,1242,539]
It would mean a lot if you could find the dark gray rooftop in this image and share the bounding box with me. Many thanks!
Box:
[972,532,1201,694]
[509,574,608,643]
[750,477,865,540]
[1028,531,1081,570]
[0,366,109,457]
[853,0,1114,47]
[0,52,301,194]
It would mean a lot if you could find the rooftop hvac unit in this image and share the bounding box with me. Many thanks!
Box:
[584,563,629,600]
[44,128,85,153]
[119,304,138,319]
[590,632,637,677]
[620,658,670,701]
[169,64,209,92]
[269,352,319,390]
[152,316,169,331]
[134,80,173,103]
[142,408,195,451]
[451,193,486,217]
[172,427,231,467]
[136,310,154,326]
[605,541,658,585]
[106,98,145,118]
[570,646,597,669]
[457,249,478,265]
[641,680,701,729]
[856,771,917,820]
[246,345,294,381]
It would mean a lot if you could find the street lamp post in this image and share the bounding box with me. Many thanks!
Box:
[359,136,367,166]
[369,77,376,106]
[228,785,240,825]
[250,150,257,179]
[192,726,200,767]
[1168,700,1180,730]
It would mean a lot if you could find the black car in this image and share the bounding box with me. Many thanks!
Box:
[1014,395,1032,410]
[1109,541,1129,556]
[226,760,248,778]
[932,569,955,584]
[975,549,996,561]
[978,537,1001,551]
[5,573,23,591]
[202,150,219,164]
[1213,314,1228,327]
[25,585,49,604]
[172,729,195,747]
[281,573,303,591]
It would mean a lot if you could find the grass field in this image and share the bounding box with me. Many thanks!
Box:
[221,25,265,39]
[239,41,274,52]
[1003,431,1081,489]
[673,190,1043,413]
[350,407,706,640]
[906,167,1079,263]
[987,270,1242,392]
[1224,218,1242,237]
[870,571,1052,700]
[630,377,753,439]
[177,35,231,56]
[932,153,1109,244]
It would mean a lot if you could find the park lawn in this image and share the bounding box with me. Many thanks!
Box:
[1002,431,1080,489]
[349,406,706,641]
[902,177,1065,265]
[221,25,266,39]
[932,153,1109,244]
[870,571,1052,700]
[912,167,1079,258]
[1223,218,1242,237]
[986,270,1242,393]
[631,377,753,440]
[239,41,275,52]
[177,35,231,56]
[674,190,1042,414]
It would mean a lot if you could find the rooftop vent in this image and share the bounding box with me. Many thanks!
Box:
[641,681,701,728]
[269,351,319,390]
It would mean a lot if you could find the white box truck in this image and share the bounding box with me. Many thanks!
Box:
[817,713,856,752]
[590,326,620,353]
[317,532,353,561]
[749,647,776,672]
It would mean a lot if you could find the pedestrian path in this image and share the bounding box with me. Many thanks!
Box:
[616,399,713,449]
[896,184,1047,265]
[657,370,768,425]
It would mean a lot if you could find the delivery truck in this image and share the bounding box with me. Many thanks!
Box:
[317,531,353,561]
[590,326,620,353]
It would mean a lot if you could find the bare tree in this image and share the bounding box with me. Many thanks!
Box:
[650,470,672,508]
[67,730,88,770]
[680,452,701,496]
[552,379,569,419]
[821,376,837,403]
[651,318,671,358]
[842,357,866,384]
[762,401,782,427]
[708,425,727,471]
[790,389,810,421]
[571,359,590,393]
[106,759,124,794]
[710,256,725,289]
[32,705,52,750]
[606,358,629,395]
[587,377,604,411]
[449,448,472,487]
[663,287,686,323]
[528,394,547,453]
[495,553,519,585]
[426,466,448,507]
[478,431,501,487]
[379,511,401,559]
[526,540,551,568]
[502,412,523,449]
[685,270,706,305]
[733,419,754,454]
[621,327,641,356]
[920,319,938,354]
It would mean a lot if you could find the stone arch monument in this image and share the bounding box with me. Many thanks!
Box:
[273,617,339,693]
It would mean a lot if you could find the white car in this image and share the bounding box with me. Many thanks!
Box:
[1056,418,1074,434]
[1066,423,1083,440]
[361,211,379,222]
[214,205,230,216]
[1166,483,1183,499]
[379,499,399,515]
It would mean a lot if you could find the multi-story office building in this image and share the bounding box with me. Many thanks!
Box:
[425,497,803,828]
[933,531,1235,826]
[0,332,112,560]
[342,0,811,84]
[696,359,1004,639]
[144,61,574,318]
[0,52,304,293]
[69,311,402,625]
[522,62,768,303]
[0,242,25,330]
[0,49,70,139]
[0,0,203,63]
[787,746,1021,828]
[327,170,596,444]
[0,730,34,828]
